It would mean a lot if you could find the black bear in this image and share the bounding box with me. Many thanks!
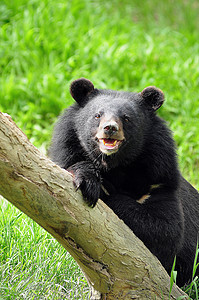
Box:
[49,78,199,287]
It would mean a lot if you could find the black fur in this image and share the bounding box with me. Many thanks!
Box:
[49,78,199,287]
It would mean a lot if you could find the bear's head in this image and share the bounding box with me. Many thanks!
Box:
[70,78,164,168]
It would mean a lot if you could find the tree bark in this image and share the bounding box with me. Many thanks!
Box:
[0,112,188,299]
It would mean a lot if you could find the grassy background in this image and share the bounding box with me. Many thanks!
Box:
[0,0,199,298]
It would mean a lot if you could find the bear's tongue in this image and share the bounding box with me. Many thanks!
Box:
[102,138,117,149]
[98,138,122,155]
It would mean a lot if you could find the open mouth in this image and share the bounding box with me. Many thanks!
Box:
[98,138,123,155]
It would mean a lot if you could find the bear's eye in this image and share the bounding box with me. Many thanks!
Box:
[95,113,101,120]
[124,115,130,122]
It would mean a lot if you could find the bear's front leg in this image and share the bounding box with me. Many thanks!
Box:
[104,190,184,272]
[68,161,101,207]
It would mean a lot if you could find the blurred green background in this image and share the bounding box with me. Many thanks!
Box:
[0,0,199,299]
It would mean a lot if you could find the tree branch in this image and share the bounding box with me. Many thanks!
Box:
[0,112,188,299]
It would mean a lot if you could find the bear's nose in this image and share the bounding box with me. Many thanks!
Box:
[103,121,119,136]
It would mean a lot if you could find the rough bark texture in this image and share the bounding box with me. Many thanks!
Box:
[0,112,188,299]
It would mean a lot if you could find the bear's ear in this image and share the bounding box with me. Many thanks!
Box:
[140,86,164,111]
[70,78,95,106]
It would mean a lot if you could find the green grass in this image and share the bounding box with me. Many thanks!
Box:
[0,198,89,299]
[184,241,199,299]
[0,0,199,298]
